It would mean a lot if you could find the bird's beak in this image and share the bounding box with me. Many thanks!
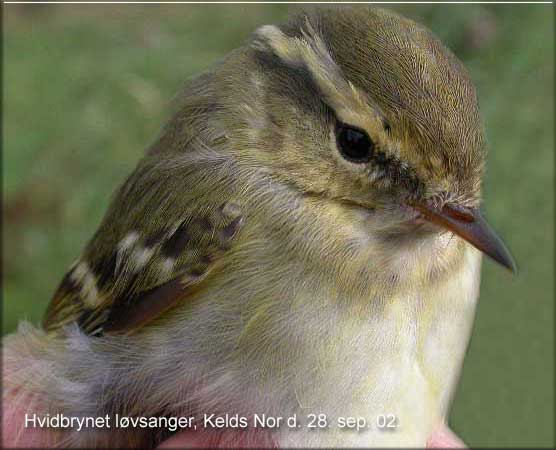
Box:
[412,202,516,273]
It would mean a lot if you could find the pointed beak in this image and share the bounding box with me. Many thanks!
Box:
[412,202,516,273]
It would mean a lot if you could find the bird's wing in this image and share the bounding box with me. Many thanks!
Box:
[43,200,244,336]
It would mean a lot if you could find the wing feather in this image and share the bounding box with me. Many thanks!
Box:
[43,201,243,336]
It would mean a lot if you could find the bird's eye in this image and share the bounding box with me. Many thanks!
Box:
[336,124,375,163]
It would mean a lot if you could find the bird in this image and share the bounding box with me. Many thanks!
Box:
[4,6,515,448]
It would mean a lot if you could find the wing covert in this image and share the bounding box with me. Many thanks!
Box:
[43,201,244,336]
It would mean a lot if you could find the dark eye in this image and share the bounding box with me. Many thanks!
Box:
[336,124,375,163]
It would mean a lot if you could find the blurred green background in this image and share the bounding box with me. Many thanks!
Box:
[2,4,554,447]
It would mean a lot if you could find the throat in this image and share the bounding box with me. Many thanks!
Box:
[276,247,480,445]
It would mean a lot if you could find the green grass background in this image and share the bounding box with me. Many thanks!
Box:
[3,4,554,447]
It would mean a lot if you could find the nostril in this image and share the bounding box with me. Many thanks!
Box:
[442,203,476,223]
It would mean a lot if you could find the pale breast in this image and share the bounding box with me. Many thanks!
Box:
[274,242,482,447]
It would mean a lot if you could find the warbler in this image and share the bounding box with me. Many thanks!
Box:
[4,6,515,448]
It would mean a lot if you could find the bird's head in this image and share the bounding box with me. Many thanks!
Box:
[223,6,514,272]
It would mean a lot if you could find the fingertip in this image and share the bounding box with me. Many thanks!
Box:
[427,423,466,448]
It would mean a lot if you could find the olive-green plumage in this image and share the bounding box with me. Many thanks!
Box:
[5,6,513,448]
